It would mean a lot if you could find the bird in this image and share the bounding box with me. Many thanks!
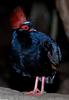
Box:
[9,20,62,96]
[8,6,62,95]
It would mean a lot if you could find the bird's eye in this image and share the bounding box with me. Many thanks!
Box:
[20,25,29,31]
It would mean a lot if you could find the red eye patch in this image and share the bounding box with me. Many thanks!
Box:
[21,25,29,30]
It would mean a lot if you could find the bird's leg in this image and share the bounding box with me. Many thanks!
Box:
[41,76,45,94]
[33,76,40,93]
[24,76,40,95]
[24,76,45,96]
[32,76,45,96]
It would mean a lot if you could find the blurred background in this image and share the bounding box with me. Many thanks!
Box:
[0,0,69,94]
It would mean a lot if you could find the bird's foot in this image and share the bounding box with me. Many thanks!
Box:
[24,88,44,96]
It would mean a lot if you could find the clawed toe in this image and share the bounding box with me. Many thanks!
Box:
[24,89,44,96]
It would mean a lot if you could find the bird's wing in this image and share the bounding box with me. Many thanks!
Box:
[47,42,62,65]
[38,32,62,66]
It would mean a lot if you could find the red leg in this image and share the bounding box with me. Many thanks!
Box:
[24,76,40,96]
[41,76,45,94]
[24,76,46,96]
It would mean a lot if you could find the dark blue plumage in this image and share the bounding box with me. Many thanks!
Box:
[9,21,61,92]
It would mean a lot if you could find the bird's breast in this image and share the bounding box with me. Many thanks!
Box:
[22,42,41,64]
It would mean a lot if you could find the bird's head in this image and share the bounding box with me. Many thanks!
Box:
[16,21,33,47]
[18,21,33,32]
